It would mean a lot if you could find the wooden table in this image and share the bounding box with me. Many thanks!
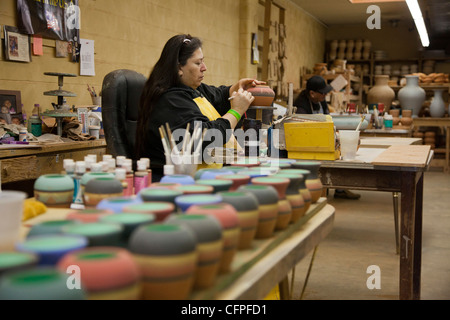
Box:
[0,140,107,185]
[20,199,335,300]
[412,117,450,173]
[318,143,432,300]
[361,128,412,138]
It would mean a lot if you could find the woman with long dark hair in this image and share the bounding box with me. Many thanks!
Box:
[136,34,263,181]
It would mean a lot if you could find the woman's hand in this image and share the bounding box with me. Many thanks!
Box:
[229,78,266,96]
[230,88,254,115]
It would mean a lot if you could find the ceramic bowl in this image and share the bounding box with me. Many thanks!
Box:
[175,184,215,195]
[166,214,223,289]
[83,177,124,208]
[15,234,88,265]
[149,182,182,189]
[174,194,223,212]
[26,220,80,239]
[66,209,114,223]
[34,174,74,208]
[195,169,235,180]
[0,267,86,300]
[138,188,183,204]
[231,158,261,168]
[62,222,124,247]
[99,213,155,247]
[96,196,143,213]
[0,252,39,277]
[217,191,259,249]
[128,224,198,300]
[57,247,142,300]
[195,179,233,193]
[216,174,250,191]
[122,202,175,222]
[186,203,240,274]
[80,172,116,191]
[160,175,195,185]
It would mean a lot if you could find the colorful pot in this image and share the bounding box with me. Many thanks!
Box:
[96,196,143,213]
[99,213,155,247]
[251,177,292,230]
[246,85,275,107]
[62,222,123,247]
[15,234,88,265]
[281,169,312,212]
[122,202,175,222]
[166,214,223,289]
[57,247,142,300]
[66,209,114,223]
[217,191,259,250]
[231,158,261,168]
[186,203,240,274]
[235,169,269,180]
[237,185,279,239]
[128,224,198,300]
[149,182,181,189]
[34,174,74,208]
[80,172,115,194]
[196,179,232,193]
[83,177,124,208]
[217,174,251,191]
[0,267,86,300]
[175,184,214,195]
[160,174,195,185]
[273,173,307,223]
[26,220,79,238]
[195,168,235,180]
[0,252,38,276]
[291,161,323,203]
[174,194,223,212]
[139,188,183,204]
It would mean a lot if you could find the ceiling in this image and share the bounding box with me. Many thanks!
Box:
[291,0,450,51]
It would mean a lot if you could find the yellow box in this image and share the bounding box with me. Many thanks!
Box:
[283,120,340,160]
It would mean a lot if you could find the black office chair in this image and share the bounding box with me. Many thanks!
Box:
[101,69,147,160]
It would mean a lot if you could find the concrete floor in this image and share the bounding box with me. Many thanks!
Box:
[290,170,450,300]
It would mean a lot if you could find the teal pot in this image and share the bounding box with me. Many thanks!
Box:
[15,234,88,265]
[83,177,124,208]
[235,169,269,179]
[175,194,223,212]
[128,224,198,300]
[81,172,116,191]
[62,222,124,247]
[175,184,214,195]
[34,174,74,208]
[0,252,38,276]
[57,247,142,300]
[217,191,259,249]
[237,185,279,239]
[96,196,143,213]
[196,169,235,180]
[66,209,114,223]
[166,214,223,289]
[139,188,183,204]
[196,179,233,193]
[99,213,156,247]
[26,220,79,239]
[122,202,176,222]
[0,267,86,300]
[160,174,195,185]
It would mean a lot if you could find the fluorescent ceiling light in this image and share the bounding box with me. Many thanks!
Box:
[405,0,430,47]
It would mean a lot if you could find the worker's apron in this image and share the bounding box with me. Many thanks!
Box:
[193,96,242,170]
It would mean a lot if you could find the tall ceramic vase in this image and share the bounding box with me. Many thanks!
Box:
[429,89,446,118]
[398,75,426,117]
[367,75,396,112]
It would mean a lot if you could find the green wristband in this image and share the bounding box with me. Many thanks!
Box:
[227,109,241,122]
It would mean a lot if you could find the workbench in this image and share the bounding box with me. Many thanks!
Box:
[317,141,432,300]
[0,140,107,185]
[20,198,335,300]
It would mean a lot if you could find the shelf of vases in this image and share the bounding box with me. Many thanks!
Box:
[389,84,449,92]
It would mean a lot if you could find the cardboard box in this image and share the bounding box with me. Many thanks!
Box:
[283,120,340,160]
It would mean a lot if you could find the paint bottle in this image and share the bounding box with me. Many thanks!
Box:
[123,159,134,196]
[106,158,116,173]
[115,168,128,197]
[90,163,103,173]
[134,160,148,196]
[140,157,152,186]
[19,128,28,142]
[63,159,75,175]
[116,156,126,168]
[73,161,86,206]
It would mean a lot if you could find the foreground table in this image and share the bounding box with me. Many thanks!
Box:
[20,199,335,300]
[318,144,432,300]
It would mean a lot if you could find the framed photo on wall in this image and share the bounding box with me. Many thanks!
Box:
[0,90,22,116]
[3,26,31,63]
